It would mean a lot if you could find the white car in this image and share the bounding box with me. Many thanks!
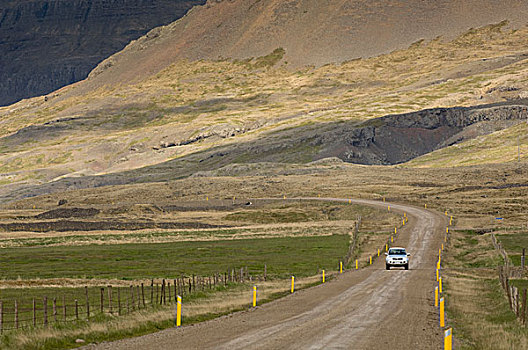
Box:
[385,247,410,270]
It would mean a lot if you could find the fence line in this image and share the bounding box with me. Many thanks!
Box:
[0,268,261,333]
[344,215,361,265]
[493,233,528,325]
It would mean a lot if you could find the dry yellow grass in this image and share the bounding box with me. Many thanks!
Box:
[3,275,322,349]
[444,226,528,349]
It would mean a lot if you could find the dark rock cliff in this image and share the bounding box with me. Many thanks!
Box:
[0,0,205,106]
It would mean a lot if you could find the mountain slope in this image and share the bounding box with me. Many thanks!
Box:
[82,0,528,88]
[2,4,528,202]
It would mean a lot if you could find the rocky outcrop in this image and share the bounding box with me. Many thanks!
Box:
[335,102,528,164]
[0,0,205,106]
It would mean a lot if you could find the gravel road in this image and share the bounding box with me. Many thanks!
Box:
[85,198,446,350]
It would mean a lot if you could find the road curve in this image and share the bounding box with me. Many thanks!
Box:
[85,198,446,350]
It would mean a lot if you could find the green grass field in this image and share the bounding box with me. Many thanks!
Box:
[495,232,528,266]
[0,235,349,280]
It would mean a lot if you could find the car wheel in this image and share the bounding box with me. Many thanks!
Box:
[404,264,409,270]
[386,264,390,270]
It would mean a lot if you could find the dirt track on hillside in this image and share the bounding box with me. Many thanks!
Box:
[85,198,446,350]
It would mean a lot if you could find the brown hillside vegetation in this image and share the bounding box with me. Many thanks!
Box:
[2,21,528,201]
[83,0,528,87]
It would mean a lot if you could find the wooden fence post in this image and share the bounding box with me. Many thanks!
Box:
[33,298,36,327]
[517,288,521,317]
[100,288,104,314]
[174,280,177,302]
[53,298,57,323]
[264,264,267,281]
[14,300,18,329]
[137,285,141,309]
[85,286,90,319]
[156,283,159,304]
[168,282,172,303]
[141,283,145,307]
[506,278,512,309]
[108,286,113,314]
[118,288,122,316]
[192,275,196,292]
[75,300,79,320]
[150,280,154,307]
[161,279,166,305]
[43,296,48,326]
[522,249,526,269]
[523,289,527,325]
[130,286,136,311]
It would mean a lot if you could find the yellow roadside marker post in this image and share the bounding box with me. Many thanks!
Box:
[391,235,394,243]
[435,286,439,307]
[348,199,352,204]
[442,243,444,251]
[444,328,453,350]
[340,261,343,274]
[450,216,453,226]
[283,195,286,200]
[355,259,358,270]
[378,248,380,257]
[445,211,448,216]
[425,203,427,209]
[436,269,439,282]
[446,227,449,234]
[322,270,325,283]
[439,277,443,293]
[402,219,405,226]
[394,227,397,234]
[252,286,257,307]
[388,205,390,211]
[176,296,182,327]
[440,297,445,327]
[206,196,209,201]
[291,276,295,293]
[385,244,388,252]
[369,256,372,265]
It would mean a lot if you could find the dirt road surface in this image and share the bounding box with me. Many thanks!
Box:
[85,198,447,350]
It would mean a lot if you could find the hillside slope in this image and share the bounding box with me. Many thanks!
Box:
[2,4,528,202]
[83,0,528,88]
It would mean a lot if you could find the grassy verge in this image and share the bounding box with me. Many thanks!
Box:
[0,276,322,349]
[444,229,528,349]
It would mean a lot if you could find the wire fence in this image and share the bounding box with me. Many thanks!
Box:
[0,269,268,333]
[493,233,528,325]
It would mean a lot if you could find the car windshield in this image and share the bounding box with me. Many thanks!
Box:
[389,249,406,255]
